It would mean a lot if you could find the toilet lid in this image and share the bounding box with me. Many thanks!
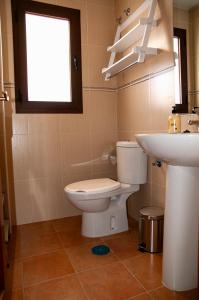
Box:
[65,178,120,194]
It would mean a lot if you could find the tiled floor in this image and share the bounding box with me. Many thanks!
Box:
[6,216,199,300]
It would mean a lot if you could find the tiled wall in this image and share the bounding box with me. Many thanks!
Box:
[115,0,175,220]
[3,0,118,224]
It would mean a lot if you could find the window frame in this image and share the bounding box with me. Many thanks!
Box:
[173,27,188,113]
[11,0,83,114]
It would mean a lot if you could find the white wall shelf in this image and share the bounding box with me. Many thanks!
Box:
[107,18,157,53]
[102,0,158,80]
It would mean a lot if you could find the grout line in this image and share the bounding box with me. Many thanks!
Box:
[120,259,148,294]
[22,273,76,290]
[76,275,90,300]
[10,245,65,263]
[126,291,153,300]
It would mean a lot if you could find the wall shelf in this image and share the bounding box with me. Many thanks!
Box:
[107,18,157,53]
[102,0,158,80]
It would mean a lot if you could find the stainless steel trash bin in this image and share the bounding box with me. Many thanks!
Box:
[138,206,164,253]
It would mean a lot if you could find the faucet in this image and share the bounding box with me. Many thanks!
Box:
[187,120,199,132]
[188,120,199,126]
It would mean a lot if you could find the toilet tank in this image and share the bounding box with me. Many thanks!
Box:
[116,141,147,184]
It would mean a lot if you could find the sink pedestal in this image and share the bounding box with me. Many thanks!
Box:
[162,165,199,291]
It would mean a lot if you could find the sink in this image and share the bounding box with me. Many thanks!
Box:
[136,133,199,167]
[136,133,199,292]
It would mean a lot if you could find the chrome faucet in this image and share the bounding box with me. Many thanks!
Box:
[187,120,199,132]
[188,120,199,126]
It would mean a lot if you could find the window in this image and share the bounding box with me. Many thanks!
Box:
[11,0,83,113]
[173,28,188,113]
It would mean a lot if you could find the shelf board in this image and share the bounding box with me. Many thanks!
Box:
[102,47,157,79]
[102,50,139,78]
[108,19,145,53]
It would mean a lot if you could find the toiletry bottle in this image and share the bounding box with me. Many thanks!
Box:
[168,106,181,133]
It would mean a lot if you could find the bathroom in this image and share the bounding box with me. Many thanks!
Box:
[0,0,198,299]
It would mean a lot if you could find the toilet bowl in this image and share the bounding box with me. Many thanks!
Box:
[64,141,147,238]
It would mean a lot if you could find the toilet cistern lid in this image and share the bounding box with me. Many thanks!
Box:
[65,178,120,194]
[116,141,139,148]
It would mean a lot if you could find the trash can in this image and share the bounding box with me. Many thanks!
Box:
[138,206,164,253]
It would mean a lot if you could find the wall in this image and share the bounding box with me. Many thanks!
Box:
[5,0,118,224]
[116,0,175,220]
[7,0,197,224]
[189,5,199,106]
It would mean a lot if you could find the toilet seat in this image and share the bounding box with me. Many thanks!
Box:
[65,178,120,194]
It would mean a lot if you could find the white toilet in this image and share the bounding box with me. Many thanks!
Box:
[64,141,147,237]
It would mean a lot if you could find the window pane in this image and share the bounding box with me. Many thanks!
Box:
[25,13,71,102]
[173,36,182,104]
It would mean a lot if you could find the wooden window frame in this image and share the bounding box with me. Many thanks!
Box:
[11,0,83,114]
[173,27,188,113]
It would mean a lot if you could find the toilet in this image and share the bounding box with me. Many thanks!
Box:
[64,141,147,237]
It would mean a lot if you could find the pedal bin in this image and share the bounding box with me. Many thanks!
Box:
[138,206,164,253]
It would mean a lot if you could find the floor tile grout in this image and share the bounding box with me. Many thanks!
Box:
[8,217,199,300]
[121,259,149,294]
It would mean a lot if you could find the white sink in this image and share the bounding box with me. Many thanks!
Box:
[136,133,199,167]
[136,133,199,292]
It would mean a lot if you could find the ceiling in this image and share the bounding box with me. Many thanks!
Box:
[173,0,199,10]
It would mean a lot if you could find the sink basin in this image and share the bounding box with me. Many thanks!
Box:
[135,133,199,292]
[136,133,199,167]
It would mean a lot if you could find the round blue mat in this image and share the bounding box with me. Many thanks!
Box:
[91,245,110,255]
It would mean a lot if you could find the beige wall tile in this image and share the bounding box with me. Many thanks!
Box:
[117,130,135,141]
[88,44,117,88]
[13,115,28,135]
[87,2,115,46]
[14,179,35,224]
[91,130,117,176]
[149,70,175,131]
[87,0,115,7]
[12,135,29,181]
[117,81,150,132]
[151,183,165,208]
[89,90,117,134]
[28,133,61,179]
[28,115,59,135]
[128,183,152,221]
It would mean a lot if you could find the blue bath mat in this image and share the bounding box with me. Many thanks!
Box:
[91,245,110,255]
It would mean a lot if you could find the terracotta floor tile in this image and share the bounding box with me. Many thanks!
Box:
[16,221,54,237]
[129,293,152,300]
[123,253,163,290]
[5,289,24,300]
[52,216,82,232]
[23,249,74,287]
[12,232,62,259]
[78,261,145,300]
[149,286,199,300]
[67,242,118,272]
[24,275,87,300]
[102,229,139,242]
[7,261,23,290]
[58,230,100,248]
[105,236,141,260]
